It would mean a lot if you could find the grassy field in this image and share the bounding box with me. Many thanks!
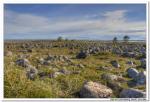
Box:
[4,40,146,98]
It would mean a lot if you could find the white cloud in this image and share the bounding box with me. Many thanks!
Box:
[4,9,146,39]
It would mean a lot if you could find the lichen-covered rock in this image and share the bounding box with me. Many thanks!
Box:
[120,88,146,98]
[79,81,113,98]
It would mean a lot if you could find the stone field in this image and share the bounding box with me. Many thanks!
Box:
[4,40,146,98]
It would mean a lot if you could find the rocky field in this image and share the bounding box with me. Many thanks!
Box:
[4,40,146,98]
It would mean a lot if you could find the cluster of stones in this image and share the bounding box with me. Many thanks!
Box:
[76,43,146,60]
[127,68,146,86]
[79,81,146,98]
[16,58,38,80]
[15,54,85,80]
[38,55,73,65]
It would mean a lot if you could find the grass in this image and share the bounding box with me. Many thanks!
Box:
[4,41,146,98]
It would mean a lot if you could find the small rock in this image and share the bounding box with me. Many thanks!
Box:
[111,60,120,68]
[59,68,71,75]
[38,58,45,64]
[101,73,118,81]
[127,61,134,66]
[78,64,84,68]
[49,72,63,78]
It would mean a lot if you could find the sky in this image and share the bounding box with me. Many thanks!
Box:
[4,4,146,40]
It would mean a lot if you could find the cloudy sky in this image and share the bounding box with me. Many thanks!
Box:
[4,4,146,40]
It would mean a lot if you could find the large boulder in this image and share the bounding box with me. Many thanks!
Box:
[120,88,146,98]
[127,68,139,79]
[79,81,113,98]
[16,58,30,68]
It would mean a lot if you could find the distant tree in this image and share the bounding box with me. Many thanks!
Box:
[113,37,118,45]
[65,38,69,41]
[123,35,130,43]
[57,36,63,41]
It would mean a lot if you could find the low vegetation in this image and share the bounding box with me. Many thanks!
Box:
[4,39,146,98]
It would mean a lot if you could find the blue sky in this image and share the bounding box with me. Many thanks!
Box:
[4,4,146,40]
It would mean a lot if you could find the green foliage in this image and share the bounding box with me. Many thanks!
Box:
[57,36,63,41]
[123,35,130,43]
[4,62,58,98]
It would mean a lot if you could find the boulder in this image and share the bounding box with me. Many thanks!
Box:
[140,58,146,68]
[79,81,113,98]
[4,51,13,56]
[26,66,38,80]
[127,68,139,79]
[76,50,89,59]
[16,58,30,68]
[111,60,120,68]
[101,73,118,81]
[135,71,146,85]
[107,81,123,94]
[120,88,146,98]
